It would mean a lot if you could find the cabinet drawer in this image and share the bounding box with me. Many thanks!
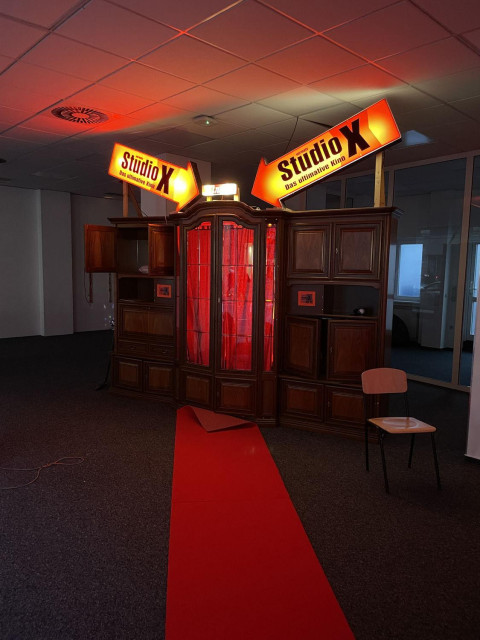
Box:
[149,343,174,360]
[117,340,149,357]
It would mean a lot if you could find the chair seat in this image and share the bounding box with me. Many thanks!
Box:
[368,416,436,434]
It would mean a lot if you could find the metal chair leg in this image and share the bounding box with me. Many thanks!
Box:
[431,433,441,490]
[365,421,369,471]
[408,434,415,468]
[379,430,389,493]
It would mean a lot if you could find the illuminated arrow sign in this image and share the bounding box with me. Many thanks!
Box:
[108,143,200,212]
[251,99,401,208]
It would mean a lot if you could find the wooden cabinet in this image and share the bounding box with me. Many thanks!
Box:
[279,207,398,439]
[86,203,398,436]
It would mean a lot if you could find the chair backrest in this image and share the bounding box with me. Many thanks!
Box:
[361,367,408,395]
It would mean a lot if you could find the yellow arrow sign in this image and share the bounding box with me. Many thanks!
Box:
[251,99,401,208]
[108,143,200,212]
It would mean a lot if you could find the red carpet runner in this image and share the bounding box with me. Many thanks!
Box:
[166,406,354,640]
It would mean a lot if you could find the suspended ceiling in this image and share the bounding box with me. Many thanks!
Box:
[1,0,480,204]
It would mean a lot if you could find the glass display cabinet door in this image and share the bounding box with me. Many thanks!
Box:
[220,220,254,371]
[185,221,211,366]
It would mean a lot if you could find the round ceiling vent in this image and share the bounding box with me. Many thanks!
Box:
[51,106,108,124]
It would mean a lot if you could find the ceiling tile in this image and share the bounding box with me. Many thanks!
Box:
[413,67,480,103]
[110,0,234,31]
[0,135,43,158]
[258,37,364,84]
[463,28,480,48]
[180,119,248,139]
[301,103,360,128]
[0,62,90,101]
[413,0,480,34]
[190,0,313,61]
[205,65,300,101]
[350,86,440,113]
[379,37,480,83]
[22,34,128,81]
[0,0,83,28]
[100,63,194,101]
[186,138,233,161]
[163,86,248,113]
[395,104,471,132]
[217,103,292,128]
[260,0,399,32]
[0,86,57,113]
[221,130,281,150]
[0,106,35,127]
[325,2,448,61]
[259,87,340,116]
[65,85,154,116]
[56,0,178,59]
[128,102,193,126]
[0,15,46,58]
[450,95,480,120]
[310,65,404,101]
[140,36,246,83]
[0,55,14,73]
[4,126,72,144]
[146,128,214,147]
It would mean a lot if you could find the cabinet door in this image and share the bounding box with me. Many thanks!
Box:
[215,378,256,415]
[280,379,324,420]
[327,319,377,381]
[113,356,142,391]
[144,362,174,395]
[84,225,116,272]
[149,225,174,275]
[284,316,319,378]
[118,305,149,340]
[148,308,174,341]
[288,225,330,278]
[333,222,381,279]
[325,386,365,427]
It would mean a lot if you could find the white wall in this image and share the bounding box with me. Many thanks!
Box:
[0,186,42,338]
[0,185,135,338]
[38,190,74,335]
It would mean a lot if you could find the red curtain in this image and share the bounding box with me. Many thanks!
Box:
[264,225,276,372]
[221,222,254,370]
[186,222,211,366]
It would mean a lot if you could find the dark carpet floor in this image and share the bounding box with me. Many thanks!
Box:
[1,331,479,639]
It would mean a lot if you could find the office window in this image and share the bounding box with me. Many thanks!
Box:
[396,244,423,299]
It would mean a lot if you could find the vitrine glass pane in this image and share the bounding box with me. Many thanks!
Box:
[391,159,466,382]
[221,221,254,371]
[186,221,211,366]
[306,179,341,209]
[264,224,276,372]
[460,156,480,385]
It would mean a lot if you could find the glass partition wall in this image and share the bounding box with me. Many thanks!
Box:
[307,153,480,390]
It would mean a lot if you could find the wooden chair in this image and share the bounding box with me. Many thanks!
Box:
[361,367,441,493]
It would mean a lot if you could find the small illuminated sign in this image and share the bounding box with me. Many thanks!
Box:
[108,143,200,212]
[202,183,239,200]
[251,99,401,208]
